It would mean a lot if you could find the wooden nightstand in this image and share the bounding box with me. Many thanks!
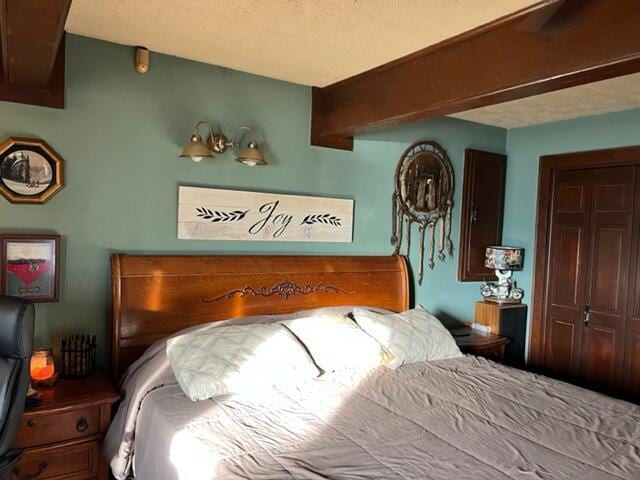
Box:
[12,373,119,480]
[475,301,527,365]
[450,327,510,363]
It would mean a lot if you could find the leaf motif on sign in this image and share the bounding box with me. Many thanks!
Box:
[196,207,249,223]
[300,213,342,227]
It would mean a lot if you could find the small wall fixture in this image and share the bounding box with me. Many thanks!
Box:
[135,47,150,74]
[179,121,267,166]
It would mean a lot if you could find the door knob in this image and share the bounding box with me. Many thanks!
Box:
[471,205,478,225]
[583,304,591,327]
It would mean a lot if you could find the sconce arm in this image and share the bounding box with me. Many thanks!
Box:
[231,126,256,149]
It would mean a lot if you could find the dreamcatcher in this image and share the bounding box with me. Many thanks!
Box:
[391,141,454,284]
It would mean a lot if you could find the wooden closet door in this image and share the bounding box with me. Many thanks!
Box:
[580,166,635,391]
[624,166,640,399]
[543,169,592,379]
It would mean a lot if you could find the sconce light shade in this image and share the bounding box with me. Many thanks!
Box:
[235,140,267,167]
[179,133,213,162]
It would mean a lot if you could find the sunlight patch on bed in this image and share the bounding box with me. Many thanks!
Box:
[224,329,314,393]
[169,429,221,479]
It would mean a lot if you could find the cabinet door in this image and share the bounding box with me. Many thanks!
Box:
[458,149,506,281]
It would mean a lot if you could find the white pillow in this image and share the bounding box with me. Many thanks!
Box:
[282,314,393,373]
[352,305,462,368]
[166,323,320,401]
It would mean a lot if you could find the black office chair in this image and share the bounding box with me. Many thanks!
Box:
[0,296,34,480]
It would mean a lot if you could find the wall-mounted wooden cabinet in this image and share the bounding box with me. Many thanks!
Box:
[458,149,507,282]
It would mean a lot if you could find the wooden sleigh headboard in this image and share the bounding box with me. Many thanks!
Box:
[111,254,409,379]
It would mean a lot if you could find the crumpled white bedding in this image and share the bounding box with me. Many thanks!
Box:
[105,319,640,480]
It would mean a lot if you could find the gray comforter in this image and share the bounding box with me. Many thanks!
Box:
[105,326,640,479]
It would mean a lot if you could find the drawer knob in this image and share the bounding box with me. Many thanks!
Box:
[26,419,36,428]
[13,461,48,480]
[76,417,89,432]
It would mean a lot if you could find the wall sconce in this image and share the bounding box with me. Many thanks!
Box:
[179,121,267,166]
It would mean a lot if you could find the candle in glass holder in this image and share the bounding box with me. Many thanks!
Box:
[30,347,55,381]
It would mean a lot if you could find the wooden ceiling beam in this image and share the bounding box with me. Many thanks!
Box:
[311,0,640,150]
[0,1,7,83]
[0,0,71,108]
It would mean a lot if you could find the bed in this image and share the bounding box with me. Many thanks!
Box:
[105,254,640,480]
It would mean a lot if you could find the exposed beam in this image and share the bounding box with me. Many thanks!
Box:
[0,1,7,83]
[311,0,640,150]
[0,0,70,108]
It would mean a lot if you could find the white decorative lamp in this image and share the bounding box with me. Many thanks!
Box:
[480,246,524,304]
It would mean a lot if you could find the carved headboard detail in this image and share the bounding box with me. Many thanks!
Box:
[202,280,356,303]
[111,254,409,379]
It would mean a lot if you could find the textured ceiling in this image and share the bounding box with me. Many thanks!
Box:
[65,0,539,87]
[450,73,640,128]
[66,1,640,128]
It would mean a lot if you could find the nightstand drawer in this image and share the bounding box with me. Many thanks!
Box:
[11,440,98,480]
[450,326,510,363]
[470,344,506,362]
[15,406,100,449]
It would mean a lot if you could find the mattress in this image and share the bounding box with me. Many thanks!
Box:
[124,356,640,480]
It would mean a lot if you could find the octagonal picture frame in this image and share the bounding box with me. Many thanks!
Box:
[0,137,65,204]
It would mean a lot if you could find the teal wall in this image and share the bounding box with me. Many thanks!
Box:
[0,35,507,365]
[504,108,640,343]
[8,34,636,365]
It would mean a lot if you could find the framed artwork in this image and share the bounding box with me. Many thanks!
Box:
[0,137,65,204]
[0,235,60,302]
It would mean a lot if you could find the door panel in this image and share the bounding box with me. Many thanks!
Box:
[582,326,617,387]
[590,226,624,312]
[556,183,586,212]
[623,165,640,399]
[549,225,582,307]
[546,318,577,376]
[543,170,592,378]
[581,167,634,390]
[624,331,640,399]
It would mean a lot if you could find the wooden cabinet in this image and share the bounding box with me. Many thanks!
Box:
[458,149,507,282]
[12,373,118,480]
[474,301,527,366]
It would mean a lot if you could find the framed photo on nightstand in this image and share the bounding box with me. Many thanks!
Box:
[0,234,60,302]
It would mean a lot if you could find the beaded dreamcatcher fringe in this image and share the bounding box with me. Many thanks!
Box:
[390,141,454,285]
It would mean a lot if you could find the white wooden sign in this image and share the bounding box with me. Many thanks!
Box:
[178,186,353,242]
